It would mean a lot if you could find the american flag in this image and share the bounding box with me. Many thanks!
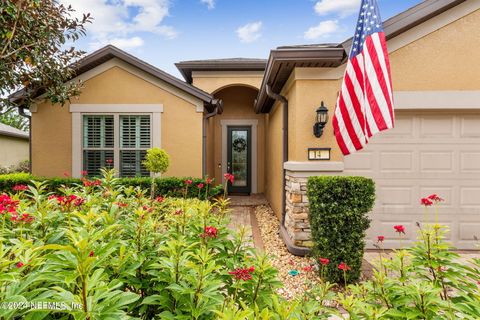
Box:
[333,0,395,155]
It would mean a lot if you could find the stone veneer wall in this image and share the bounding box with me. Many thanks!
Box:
[284,174,313,248]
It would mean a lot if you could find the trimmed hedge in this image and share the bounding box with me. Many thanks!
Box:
[0,173,223,199]
[307,176,375,284]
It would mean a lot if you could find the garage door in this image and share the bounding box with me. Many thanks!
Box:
[344,111,480,249]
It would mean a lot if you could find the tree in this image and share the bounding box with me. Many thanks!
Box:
[143,148,170,198]
[0,108,29,131]
[0,0,91,114]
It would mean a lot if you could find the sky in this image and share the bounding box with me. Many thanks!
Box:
[62,0,422,78]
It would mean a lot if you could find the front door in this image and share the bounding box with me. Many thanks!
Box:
[227,126,251,194]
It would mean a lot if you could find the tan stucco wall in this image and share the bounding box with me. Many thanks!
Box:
[265,100,283,219]
[286,9,480,162]
[192,72,263,94]
[206,86,265,193]
[0,136,29,167]
[32,65,203,178]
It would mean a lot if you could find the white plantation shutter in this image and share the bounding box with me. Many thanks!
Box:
[119,115,151,177]
[83,116,114,176]
[82,114,151,177]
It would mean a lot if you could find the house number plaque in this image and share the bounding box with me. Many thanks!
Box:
[308,148,331,161]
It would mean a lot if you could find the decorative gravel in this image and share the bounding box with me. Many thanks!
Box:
[255,205,322,300]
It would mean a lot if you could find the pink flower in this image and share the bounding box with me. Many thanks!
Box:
[81,170,88,176]
[338,262,351,271]
[223,173,234,184]
[205,178,213,184]
[319,258,330,266]
[16,262,24,268]
[197,183,204,189]
[185,179,193,185]
[228,267,255,281]
[12,184,28,192]
[155,196,164,203]
[63,172,70,177]
[377,236,385,242]
[421,198,433,206]
[394,225,406,234]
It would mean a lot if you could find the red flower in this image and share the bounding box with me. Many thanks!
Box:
[427,194,444,203]
[142,205,153,213]
[394,225,406,234]
[0,194,18,215]
[18,213,34,223]
[155,196,164,203]
[89,251,94,257]
[174,209,183,215]
[319,258,330,266]
[16,261,24,268]
[288,259,295,266]
[12,184,28,191]
[223,173,234,184]
[200,226,218,238]
[205,178,213,184]
[116,202,128,208]
[81,170,88,176]
[377,236,385,242]
[421,198,433,206]
[105,159,113,165]
[197,183,204,189]
[303,265,314,272]
[228,266,254,281]
[82,179,101,187]
[338,262,351,271]
[63,172,70,177]
[185,179,193,185]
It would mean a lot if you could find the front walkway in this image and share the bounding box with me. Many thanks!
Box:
[228,194,267,251]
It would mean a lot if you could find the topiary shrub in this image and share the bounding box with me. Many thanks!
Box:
[142,148,170,198]
[307,176,375,284]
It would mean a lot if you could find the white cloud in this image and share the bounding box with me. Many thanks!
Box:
[304,20,339,40]
[109,36,145,49]
[314,0,360,17]
[236,21,262,43]
[60,0,177,50]
[200,0,215,9]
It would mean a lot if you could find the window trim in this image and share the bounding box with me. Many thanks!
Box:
[71,104,163,178]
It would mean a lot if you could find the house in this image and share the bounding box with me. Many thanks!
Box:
[0,123,29,168]
[13,0,480,252]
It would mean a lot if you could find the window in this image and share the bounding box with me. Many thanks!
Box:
[82,114,151,177]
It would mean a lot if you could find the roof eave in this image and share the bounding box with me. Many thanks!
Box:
[254,47,346,113]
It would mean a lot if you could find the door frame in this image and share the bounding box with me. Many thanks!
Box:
[221,119,258,193]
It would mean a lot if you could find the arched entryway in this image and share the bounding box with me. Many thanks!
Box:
[205,85,265,194]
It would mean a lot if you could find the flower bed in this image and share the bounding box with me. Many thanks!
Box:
[1,176,479,319]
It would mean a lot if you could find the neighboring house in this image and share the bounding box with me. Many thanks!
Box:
[11,0,480,251]
[0,123,29,168]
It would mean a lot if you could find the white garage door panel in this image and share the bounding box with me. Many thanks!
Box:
[344,112,480,249]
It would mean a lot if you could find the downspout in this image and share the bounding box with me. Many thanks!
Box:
[202,99,223,177]
[266,85,288,226]
[18,106,32,174]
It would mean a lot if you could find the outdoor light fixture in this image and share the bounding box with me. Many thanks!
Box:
[313,101,329,138]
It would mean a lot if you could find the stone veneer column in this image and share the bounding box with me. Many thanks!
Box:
[281,161,345,255]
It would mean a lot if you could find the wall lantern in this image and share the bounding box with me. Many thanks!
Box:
[313,101,329,138]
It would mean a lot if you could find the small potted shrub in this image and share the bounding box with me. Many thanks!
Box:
[142,147,170,198]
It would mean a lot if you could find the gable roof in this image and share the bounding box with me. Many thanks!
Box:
[255,0,468,113]
[176,58,267,84]
[0,123,29,140]
[11,45,220,112]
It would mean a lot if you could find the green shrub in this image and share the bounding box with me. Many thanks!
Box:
[0,160,29,174]
[307,176,375,283]
[0,171,282,319]
[142,147,170,174]
[0,174,222,199]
